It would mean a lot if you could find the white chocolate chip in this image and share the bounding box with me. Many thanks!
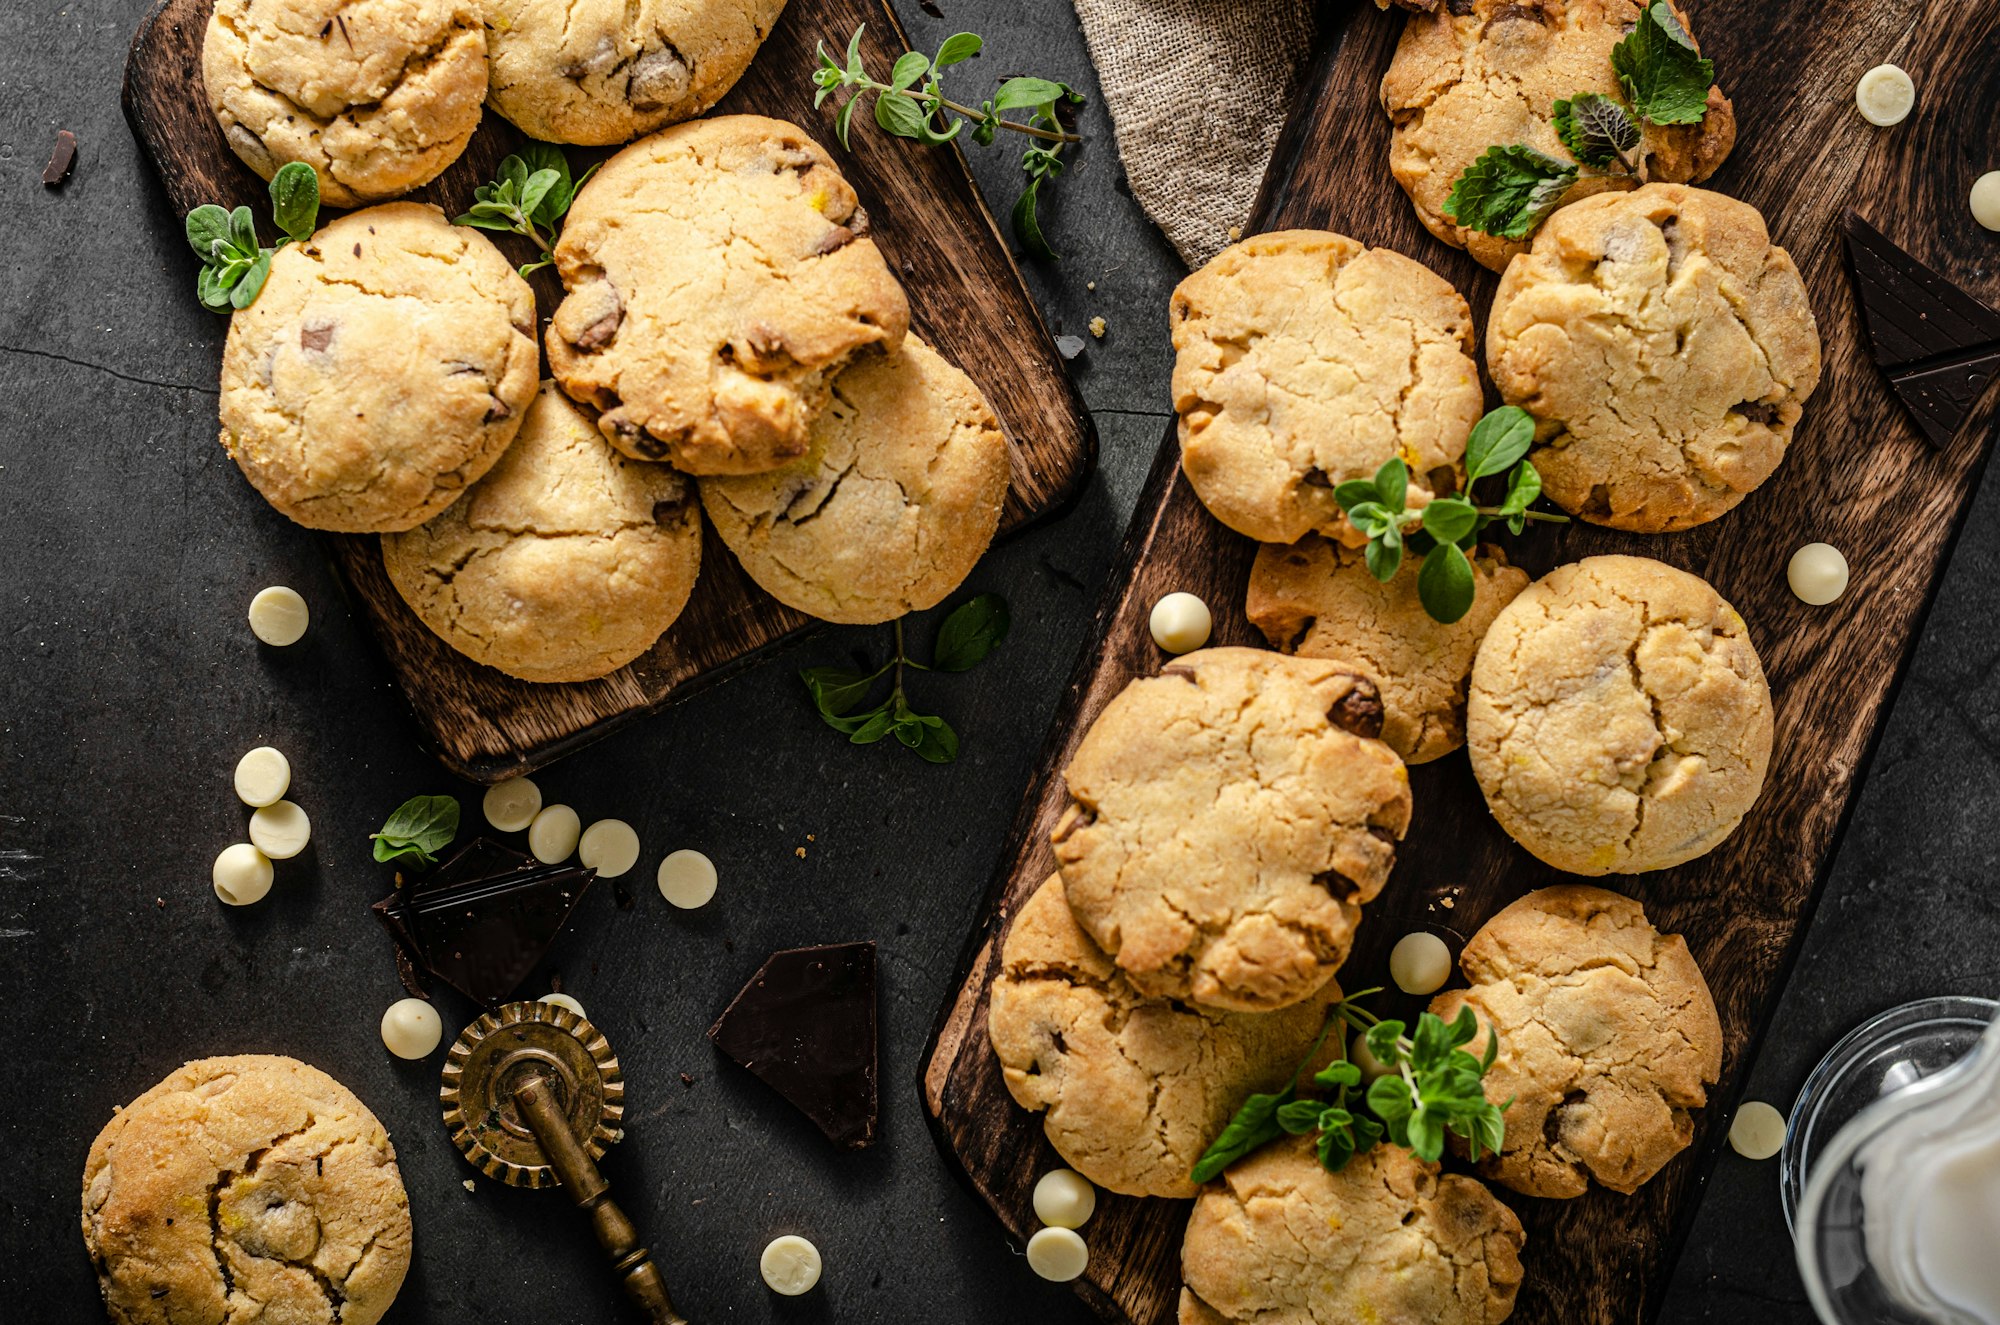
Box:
[1033,1169,1097,1230]
[1149,592,1212,654]
[212,843,273,905]
[1788,542,1849,606]
[1729,1100,1788,1160]
[1856,64,1915,127]
[1972,171,2000,232]
[233,746,291,807]
[380,998,443,1059]
[658,849,718,908]
[759,1235,822,1295]
[483,777,542,833]
[540,993,586,1019]
[1025,1226,1089,1282]
[247,586,310,646]
[579,819,641,878]
[1350,1029,1394,1082]
[248,800,311,860]
[1388,931,1453,996]
[528,804,581,864]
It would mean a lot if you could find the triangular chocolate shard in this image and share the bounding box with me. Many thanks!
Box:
[709,943,878,1149]
[1892,349,2000,449]
[372,837,595,1007]
[1845,212,2000,370]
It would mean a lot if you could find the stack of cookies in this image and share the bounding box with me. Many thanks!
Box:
[200,5,1012,683]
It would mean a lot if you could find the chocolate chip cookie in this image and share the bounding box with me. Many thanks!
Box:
[1487,184,1822,531]
[1430,885,1723,1197]
[547,115,910,475]
[1171,230,1484,545]
[1055,647,1413,1013]
[1467,555,1773,875]
[82,1055,412,1325]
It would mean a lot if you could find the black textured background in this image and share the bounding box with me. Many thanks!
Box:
[3,2,1996,1322]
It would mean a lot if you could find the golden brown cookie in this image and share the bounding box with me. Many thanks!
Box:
[1179,1138,1526,1325]
[1247,537,1529,764]
[700,336,1009,624]
[1381,0,1736,272]
[1487,184,1822,531]
[1171,230,1484,546]
[988,875,1340,1199]
[1054,647,1413,1013]
[219,203,539,532]
[382,381,702,682]
[82,1055,412,1325]
[484,0,788,145]
[1466,555,1772,874]
[1430,885,1723,1198]
[547,115,910,475]
[204,0,488,207]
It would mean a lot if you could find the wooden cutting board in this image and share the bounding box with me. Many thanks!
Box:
[922,2,2000,1322]
[121,0,1094,782]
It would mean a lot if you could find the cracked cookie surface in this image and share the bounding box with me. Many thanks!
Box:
[1429,885,1722,1197]
[82,1054,412,1325]
[1055,647,1413,1013]
[203,0,488,207]
[1248,537,1529,764]
[700,335,1008,624]
[1179,1138,1525,1325]
[219,203,539,532]
[1467,555,1772,875]
[1487,184,1821,531]
[547,114,910,475]
[1381,0,1736,272]
[383,380,701,682]
[1171,230,1483,546]
[988,875,1340,1198]
[484,0,788,146]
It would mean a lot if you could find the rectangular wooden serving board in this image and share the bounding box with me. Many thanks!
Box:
[923,1,2000,1322]
[122,0,1094,782]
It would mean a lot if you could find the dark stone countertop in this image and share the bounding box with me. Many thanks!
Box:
[2,2,1994,1321]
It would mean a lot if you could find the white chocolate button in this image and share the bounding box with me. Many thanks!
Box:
[1972,171,2000,232]
[579,819,641,878]
[1856,64,1915,127]
[540,993,586,1019]
[759,1235,822,1295]
[248,800,311,860]
[1149,592,1213,655]
[1350,1029,1394,1082]
[483,777,542,833]
[233,746,291,807]
[1025,1226,1089,1282]
[212,843,273,905]
[528,804,581,864]
[380,998,443,1059]
[1388,931,1453,996]
[1033,1169,1097,1230]
[658,849,718,909]
[248,585,310,646]
[1729,1100,1788,1160]
[1788,542,1849,606]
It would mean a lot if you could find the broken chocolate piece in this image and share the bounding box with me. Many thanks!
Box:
[42,130,75,187]
[708,942,878,1149]
[1845,211,2000,447]
[372,837,595,1007]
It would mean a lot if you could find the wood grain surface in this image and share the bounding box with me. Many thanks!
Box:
[121,0,1095,782]
[922,2,2000,1322]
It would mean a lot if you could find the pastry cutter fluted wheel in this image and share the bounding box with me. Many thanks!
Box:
[442,1001,688,1324]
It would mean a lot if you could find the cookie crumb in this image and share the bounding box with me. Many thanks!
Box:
[463,1179,476,1193]
[1086,280,1097,291]
[795,846,807,859]
[1227,225,1242,241]
[43,130,76,187]
[1089,317,1107,339]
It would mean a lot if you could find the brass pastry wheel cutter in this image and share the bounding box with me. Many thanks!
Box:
[442,1001,688,1323]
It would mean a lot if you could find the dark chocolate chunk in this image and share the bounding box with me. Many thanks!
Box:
[372,837,595,1007]
[1845,212,2000,448]
[708,943,878,1149]
[1890,349,2000,449]
[42,130,75,187]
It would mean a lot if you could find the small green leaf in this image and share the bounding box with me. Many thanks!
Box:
[1012,175,1057,260]
[1465,405,1537,481]
[230,249,274,309]
[519,168,561,224]
[1552,93,1641,168]
[1420,497,1479,546]
[992,76,1066,112]
[801,665,881,717]
[1191,1085,1293,1184]
[847,707,898,744]
[1367,1074,1415,1122]
[371,794,461,867]
[498,154,529,195]
[845,23,867,79]
[935,32,982,66]
[227,205,259,257]
[1373,457,1408,513]
[1365,1020,1405,1064]
[875,89,931,140]
[1275,1099,1324,1135]
[1495,459,1543,520]
[932,593,1010,672]
[890,51,931,91]
[1363,533,1403,583]
[1418,542,1477,624]
[268,162,320,243]
[1442,144,1578,241]
[1333,479,1379,513]
[1314,1059,1362,1090]
[835,94,861,150]
[908,715,960,763]
[1612,2,1716,126]
[187,204,235,261]
[196,263,236,312]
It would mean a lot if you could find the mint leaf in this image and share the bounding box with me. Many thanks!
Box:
[1552,93,1640,168]
[1465,405,1537,481]
[1443,145,1578,241]
[875,88,931,140]
[933,593,1010,672]
[1420,497,1479,547]
[935,32,982,66]
[187,204,234,261]
[230,249,273,310]
[1012,175,1056,260]
[1363,531,1403,583]
[268,162,320,243]
[372,795,460,868]
[1276,1099,1325,1135]
[890,51,930,91]
[1613,2,1715,126]
[991,76,1067,112]
[801,665,882,717]
[1191,1084,1294,1184]
[1418,541,1477,624]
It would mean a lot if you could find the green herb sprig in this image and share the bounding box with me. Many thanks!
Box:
[1191,991,1511,1185]
[1336,407,1566,624]
[185,162,320,313]
[800,593,1009,763]
[371,795,461,869]
[454,144,597,277]
[810,27,1084,259]
[1444,2,1717,240]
